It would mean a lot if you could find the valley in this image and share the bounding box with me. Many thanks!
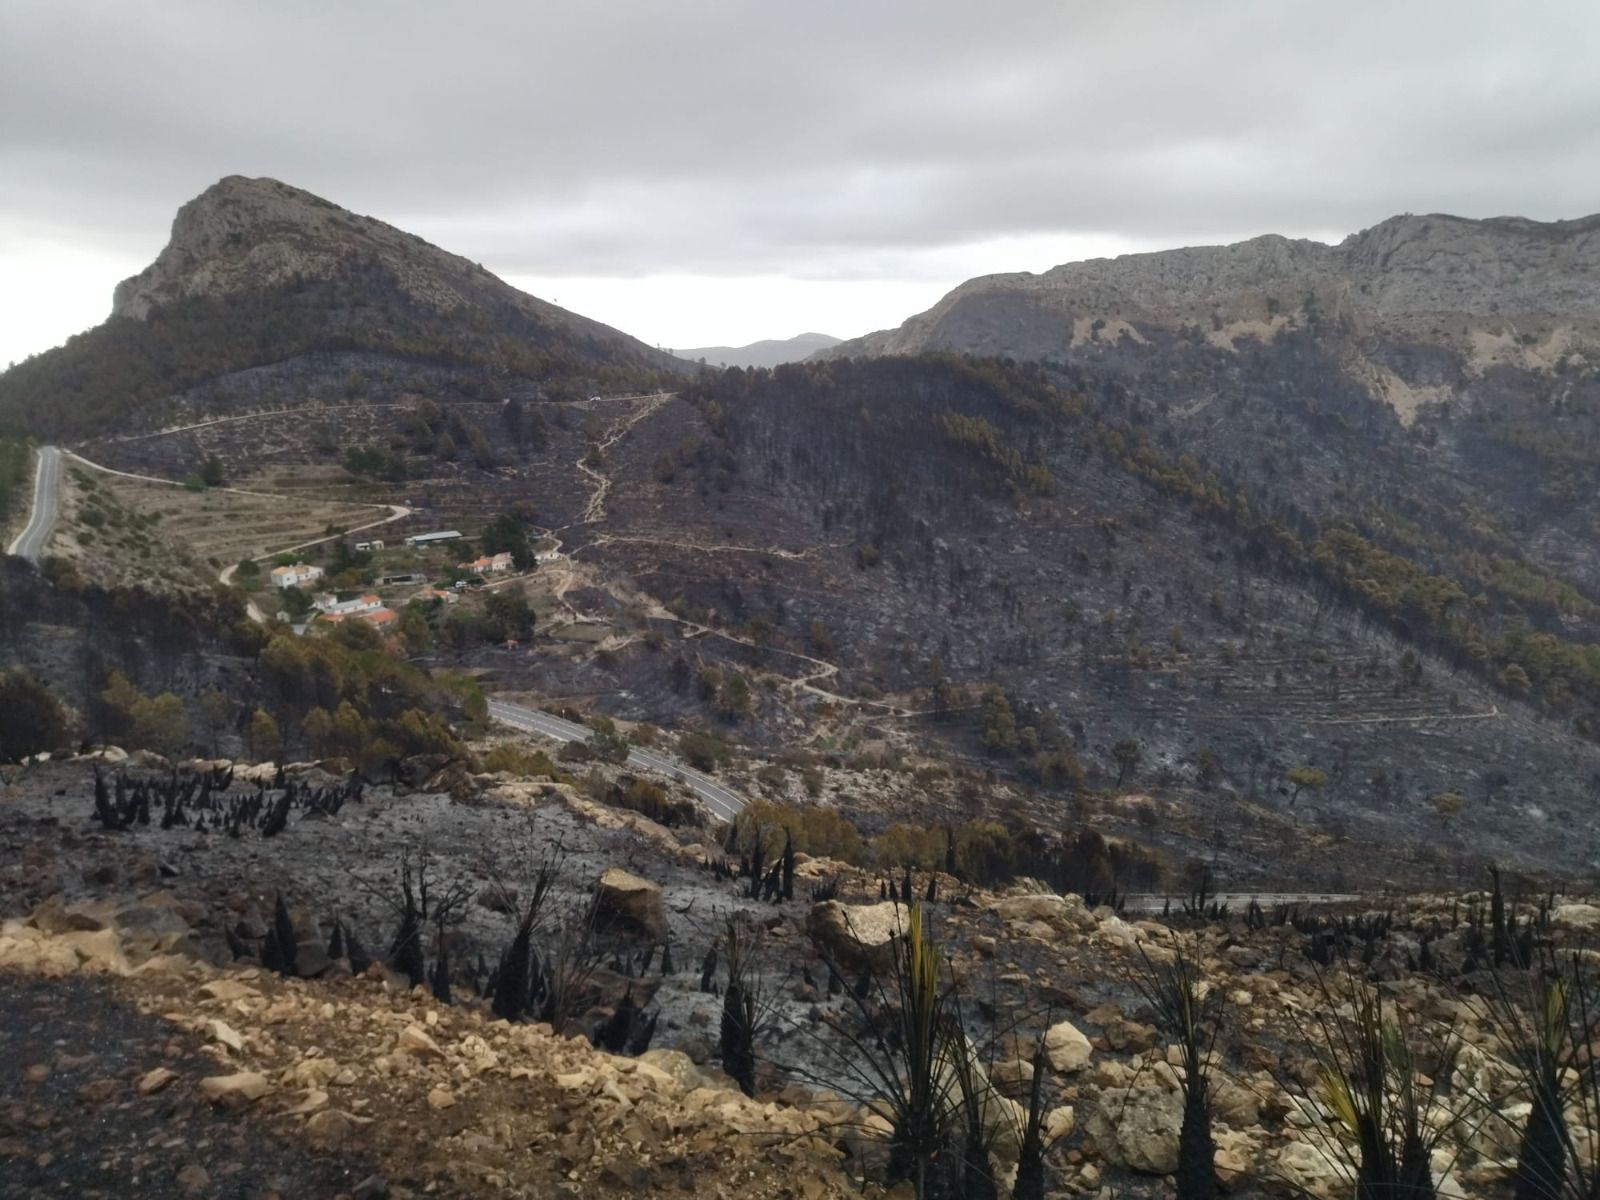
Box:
[2,174,1598,1200]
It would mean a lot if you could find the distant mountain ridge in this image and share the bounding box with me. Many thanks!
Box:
[0,175,686,438]
[823,212,1600,417]
[676,332,840,369]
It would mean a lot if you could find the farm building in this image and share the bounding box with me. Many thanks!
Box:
[403,530,463,548]
[459,552,514,574]
[313,593,383,616]
[269,563,324,589]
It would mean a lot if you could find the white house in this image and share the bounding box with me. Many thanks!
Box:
[314,592,383,616]
[270,563,324,590]
[459,552,514,574]
[354,539,385,552]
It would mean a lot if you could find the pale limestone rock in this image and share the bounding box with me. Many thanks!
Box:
[283,1089,330,1115]
[806,900,907,971]
[1043,1019,1093,1073]
[1275,1138,1346,1199]
[1043,1104,1075,1143]
[199,1071,270,1106]
[1552,903,1600,933]
[57,928,130,975]
[398,1025,444,1059]
[137,1067,178,1094]
[594,867,668,940]
[206,1018,243,1053]
[986,891,1096,933]
[1086,1086,1181,1174]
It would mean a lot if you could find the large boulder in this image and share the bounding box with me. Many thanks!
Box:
[594,868,667,940]
[1043,1018,1093,1073]
[1086,1086,1181,1174]
[806,900,907,972]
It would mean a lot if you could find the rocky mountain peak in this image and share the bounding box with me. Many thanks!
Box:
[111,175,496,321]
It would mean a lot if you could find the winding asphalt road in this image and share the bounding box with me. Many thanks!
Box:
[6,445,62,563]
[487,699,746,822]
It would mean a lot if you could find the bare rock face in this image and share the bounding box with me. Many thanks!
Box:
[594,867,668,940]
[112,175,493,320]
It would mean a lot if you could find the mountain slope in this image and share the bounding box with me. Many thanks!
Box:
[826,213,1600,416]
[0,176,687,439]
[676,332,841,369]
[816,215,1600,755]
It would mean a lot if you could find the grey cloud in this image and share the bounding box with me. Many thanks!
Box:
[3,0,1599,282]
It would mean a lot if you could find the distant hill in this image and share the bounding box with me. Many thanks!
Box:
[0,175,688,438]
[675,332,841,369]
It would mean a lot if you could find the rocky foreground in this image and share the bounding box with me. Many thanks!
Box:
[2,755,1598,1199]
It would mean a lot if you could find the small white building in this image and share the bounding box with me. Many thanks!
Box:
[354,539,385,552]
[459,552,514,574]
[270,563,324,590]
[534,549,562,564]
[313,592,383,616]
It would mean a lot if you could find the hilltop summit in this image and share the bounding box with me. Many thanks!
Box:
[1,176,684,438]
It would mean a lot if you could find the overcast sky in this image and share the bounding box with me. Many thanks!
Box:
[3,0,1598,366]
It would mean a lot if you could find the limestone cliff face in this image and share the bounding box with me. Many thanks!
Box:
[825,212,1600,402]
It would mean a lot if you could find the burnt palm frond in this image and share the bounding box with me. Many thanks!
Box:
[1481,949,1600,1200]
[1290,966,1476,1200]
